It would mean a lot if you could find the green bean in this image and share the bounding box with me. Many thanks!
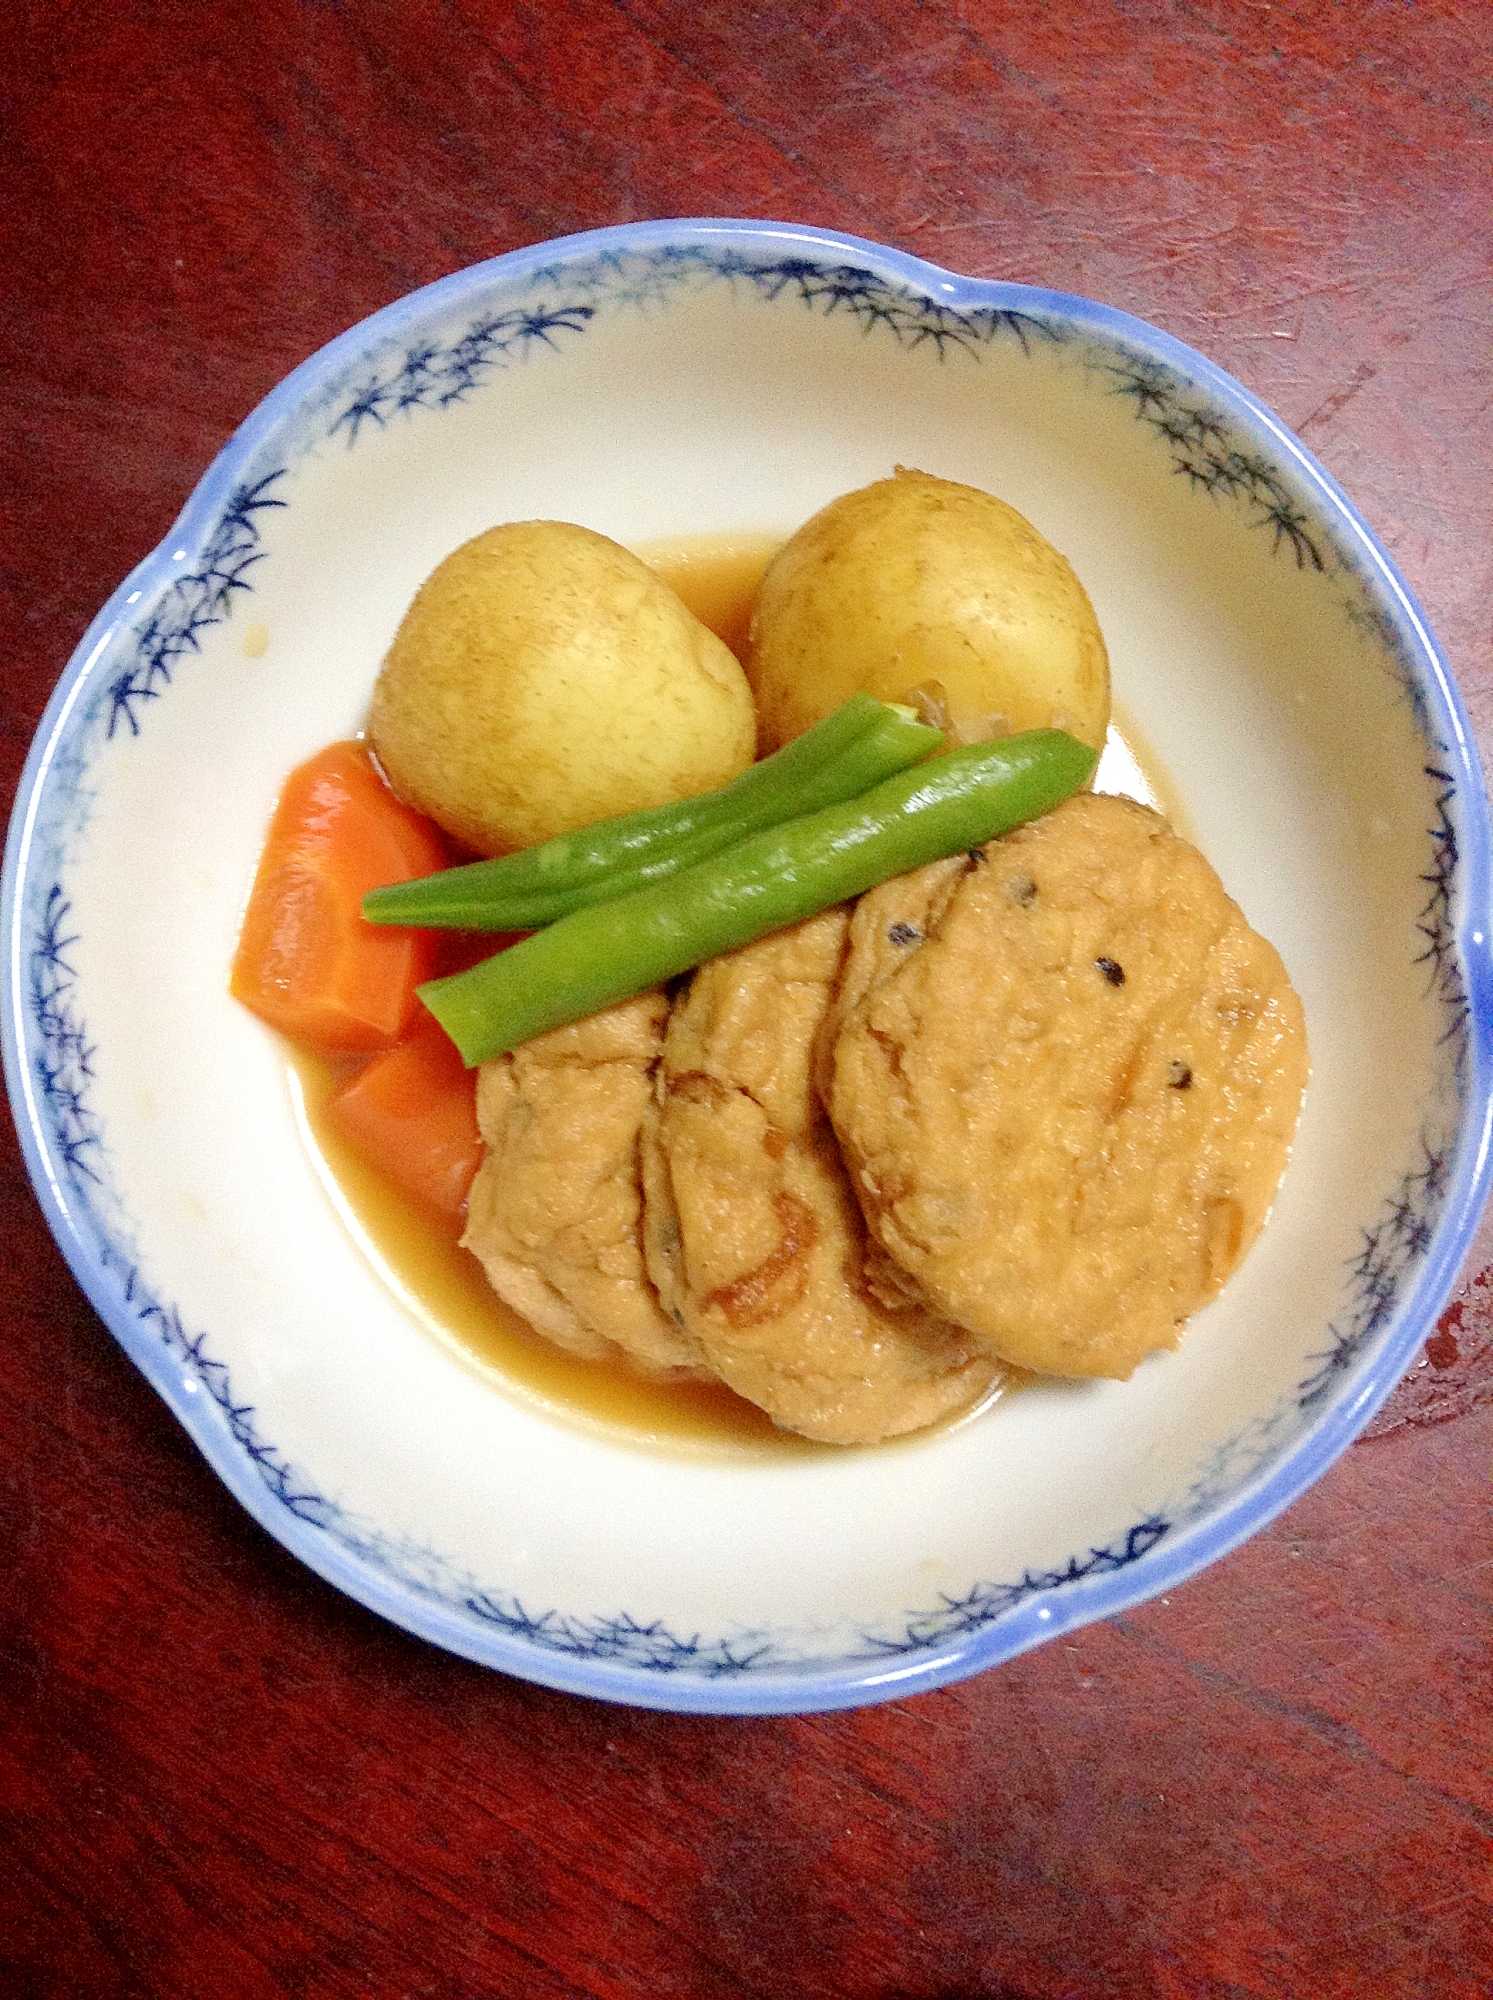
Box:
[362,692,943,932]
[420,729,1096,1065]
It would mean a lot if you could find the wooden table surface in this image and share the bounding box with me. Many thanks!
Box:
[3,6,1490,1996]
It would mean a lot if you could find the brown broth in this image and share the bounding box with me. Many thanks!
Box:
[289,1048,819,1458]
[299,536,1182,1457]
[637,533,783,659]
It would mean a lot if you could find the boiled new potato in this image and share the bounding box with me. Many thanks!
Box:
[746,469,1110,754]
[369,522,756,855]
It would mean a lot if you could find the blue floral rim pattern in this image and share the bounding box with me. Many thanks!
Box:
[4,220,1491,1714]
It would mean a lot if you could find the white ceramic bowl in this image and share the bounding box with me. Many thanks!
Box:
[6,220,1489,1713]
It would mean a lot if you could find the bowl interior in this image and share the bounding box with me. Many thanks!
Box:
[8,225,1487,1710]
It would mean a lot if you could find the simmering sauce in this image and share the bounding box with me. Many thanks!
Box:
[290,535,1183,1457]
[288,1047,817,1456]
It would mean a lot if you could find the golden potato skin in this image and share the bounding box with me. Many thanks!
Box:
[369,522,757,855]
[746,469,1110,754]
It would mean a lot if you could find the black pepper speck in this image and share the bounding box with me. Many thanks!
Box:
[887,921,921,946]
[1096,957,1125,986]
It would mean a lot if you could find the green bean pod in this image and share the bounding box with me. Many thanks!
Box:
[362,692,943,931]
[420,729,1097,1065]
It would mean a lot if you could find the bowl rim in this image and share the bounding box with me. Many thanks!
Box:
[6,216,1491,1713]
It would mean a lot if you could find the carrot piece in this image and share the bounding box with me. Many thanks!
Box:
[231,741,448,1054]
[325,1011,483,1225]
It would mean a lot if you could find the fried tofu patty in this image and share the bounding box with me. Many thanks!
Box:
[462,991,708,1377]
[827,793,1308,1379]
[640,910,1002,1444]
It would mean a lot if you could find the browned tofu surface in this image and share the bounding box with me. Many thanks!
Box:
[828,793,1308,1379]
[463,991,709,1377]
[641,910,1003,1444]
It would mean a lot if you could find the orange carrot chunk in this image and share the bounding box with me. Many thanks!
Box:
[326,1011,483,1224]
[231,741,448,1054]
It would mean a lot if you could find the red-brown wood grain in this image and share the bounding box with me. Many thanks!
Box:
[2,5,1490,1996]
